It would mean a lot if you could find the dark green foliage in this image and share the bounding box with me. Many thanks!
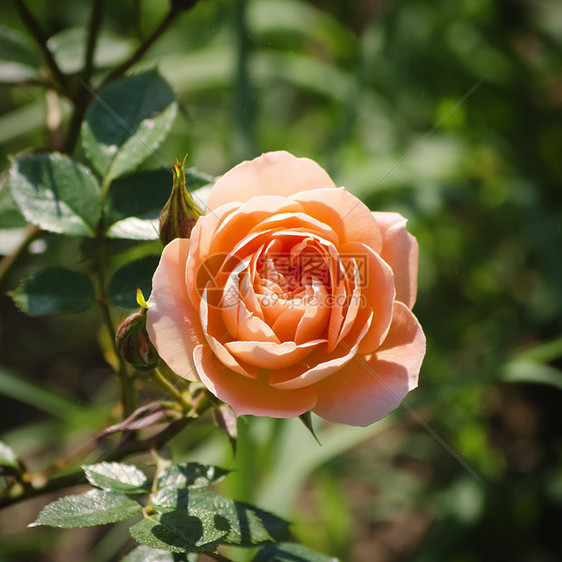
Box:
[81,71,177,182]
[108,255,160,308]
[9,267,95,316]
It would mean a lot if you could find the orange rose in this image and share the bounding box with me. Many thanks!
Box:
[146,151,425,426]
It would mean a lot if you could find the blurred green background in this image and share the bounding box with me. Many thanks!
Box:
[1,0,562,560]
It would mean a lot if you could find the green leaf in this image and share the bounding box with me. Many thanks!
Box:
[104,168,170,240]
[254,543,340,562]
[83,462,149,494]
[151,488,286,547]
[47,27,134,75]
[121,545,196,562]
[0,26,39,83]
[157,463,230,491]
[9,267,95,316]
[31,489,141,528]
[9,153,101,236]
[0,173,26,229]
[130,510,228,553]
[81,71,177,182]
[501,360,562,390]
[0,441,19,470]
[108,255,160,308]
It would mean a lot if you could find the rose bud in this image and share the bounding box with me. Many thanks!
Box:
[115,308,159,372]
[159,154,202,245]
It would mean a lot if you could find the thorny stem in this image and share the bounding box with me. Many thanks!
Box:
[12,0,69,93]
[0,417,193,510]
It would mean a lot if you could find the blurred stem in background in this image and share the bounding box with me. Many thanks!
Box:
[233,0,257,162]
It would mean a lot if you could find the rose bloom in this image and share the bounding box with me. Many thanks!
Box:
[147,151,425,426]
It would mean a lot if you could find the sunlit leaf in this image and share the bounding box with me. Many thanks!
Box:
[81,71,177,182]
[31,489,141,528]
[9,153,101,236]
[82,462,148,494]
[130,510,228,553]
[156,463,230,491]
[151,488,287,547]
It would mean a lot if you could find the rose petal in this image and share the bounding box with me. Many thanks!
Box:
[341,241,395,354]
[250,212,337,244]
[333,257,362,343]
[186,202,241,307]
[312,302,425,426]
[193,344,317,417]
[373,212,419,309]
[207,151,336,212]
[292,187,382,253]
[225,339,324,369]
[270,298,306,342]
[211,196,303,256]
[221,269,280,343]
[200,288,257,378]
[294,278,331,344]
[146,238,203,381]
[270,310,372,390]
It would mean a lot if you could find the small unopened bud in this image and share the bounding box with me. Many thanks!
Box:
[159,154,202,245]
[115,307,159,372]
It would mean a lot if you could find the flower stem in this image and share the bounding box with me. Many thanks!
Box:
[152,367,187,405]
[95,227,137,418]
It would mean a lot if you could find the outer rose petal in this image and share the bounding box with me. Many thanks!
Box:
[146,239,203,381]
[193,344,317,417]
[373,212,419,309]
[207,151,336,212]
[292,188,382,253]
[312,302,425,426]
